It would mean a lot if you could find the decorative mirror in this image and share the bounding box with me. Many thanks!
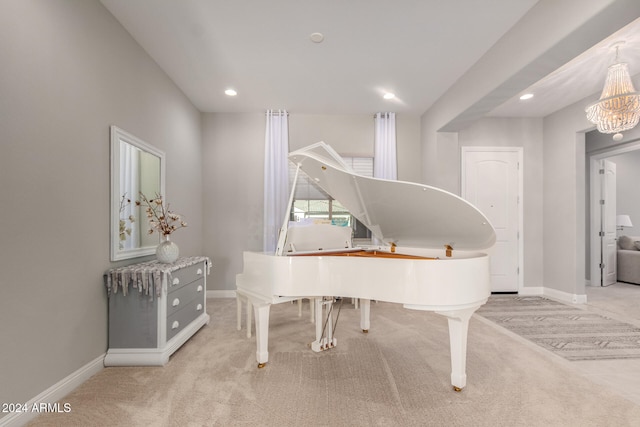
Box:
[110,126,165,261]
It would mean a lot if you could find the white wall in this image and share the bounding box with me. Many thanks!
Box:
[0,0,202,412]
[202,113,421,291]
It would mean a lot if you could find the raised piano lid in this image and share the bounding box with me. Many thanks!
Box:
[289,142,496,251]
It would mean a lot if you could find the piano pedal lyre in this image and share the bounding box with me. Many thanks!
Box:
[311,297,339,353]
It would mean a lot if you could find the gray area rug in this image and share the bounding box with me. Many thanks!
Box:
[477,295,640,361]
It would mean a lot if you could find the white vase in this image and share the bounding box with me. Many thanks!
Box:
[156,235,179,263]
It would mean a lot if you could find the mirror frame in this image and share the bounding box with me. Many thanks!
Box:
[110,126,166,261]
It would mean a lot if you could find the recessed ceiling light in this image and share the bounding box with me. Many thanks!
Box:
[519,93,534,100]
[225,89,237,96]
[310,32,324,43]
[383,92,395,100]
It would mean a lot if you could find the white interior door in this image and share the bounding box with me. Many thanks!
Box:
[601,159,617,286]
[462,148,521,292]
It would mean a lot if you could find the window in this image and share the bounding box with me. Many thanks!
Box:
[289,156,373,243]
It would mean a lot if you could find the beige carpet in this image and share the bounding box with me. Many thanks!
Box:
[27,299,640,426]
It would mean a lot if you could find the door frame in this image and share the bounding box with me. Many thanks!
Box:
[588,140,640,286]
[461,146,524,293]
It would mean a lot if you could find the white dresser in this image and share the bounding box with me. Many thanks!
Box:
[104,256,210,366]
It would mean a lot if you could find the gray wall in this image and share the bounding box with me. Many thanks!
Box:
[202,113,265,293]
[419,1,639,300]
[421,95,593,299]
[202,113,421,291]
[414,117,545,290]
[541,99,591,297]
[0,0,203,410]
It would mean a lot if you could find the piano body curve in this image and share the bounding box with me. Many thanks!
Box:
[236,142,496,391]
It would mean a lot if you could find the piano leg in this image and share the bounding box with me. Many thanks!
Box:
[252,302,271,368]
[360,298,370,333]
[246,299,253,338]
[435,306,479,392]
[313,298,323,347]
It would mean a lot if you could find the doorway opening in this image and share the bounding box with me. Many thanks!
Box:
[588,138,640,287]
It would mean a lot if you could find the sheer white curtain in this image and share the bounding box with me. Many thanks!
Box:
[374,112,397,180]
[373,112,396,246]
[263,109,289,253]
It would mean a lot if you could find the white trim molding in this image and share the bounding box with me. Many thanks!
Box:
[0,355,104,427]
[518,285,586,304]
[207,289,236,299]
[543,287,588,305]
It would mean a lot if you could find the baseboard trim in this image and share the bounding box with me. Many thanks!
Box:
[0,354,104,427]
[207,289,236,299]
[543,287,587,304]
[515,286,587,305]
[517,286,544,296]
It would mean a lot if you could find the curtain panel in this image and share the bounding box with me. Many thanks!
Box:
[263,109,289,253]
[374,112,397,180]
[373,112,397,245]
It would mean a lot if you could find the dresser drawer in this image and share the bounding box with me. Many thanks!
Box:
[166,298,205,341]
[168,262,206,293]
[166,277,205,317]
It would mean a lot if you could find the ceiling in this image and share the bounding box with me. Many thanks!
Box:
[489,16,640,118]
[100,0,640,120]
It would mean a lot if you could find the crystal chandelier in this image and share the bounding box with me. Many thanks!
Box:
[585,45,640,141]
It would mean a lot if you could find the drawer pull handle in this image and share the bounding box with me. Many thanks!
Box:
[172,298,180,307]
[197,285,203,292]
[196,268,203,275]
[197,303,203,311]
[172,320,179,330]
[172,277,180,286]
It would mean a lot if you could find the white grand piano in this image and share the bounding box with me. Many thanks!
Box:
[236,142,496,391]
